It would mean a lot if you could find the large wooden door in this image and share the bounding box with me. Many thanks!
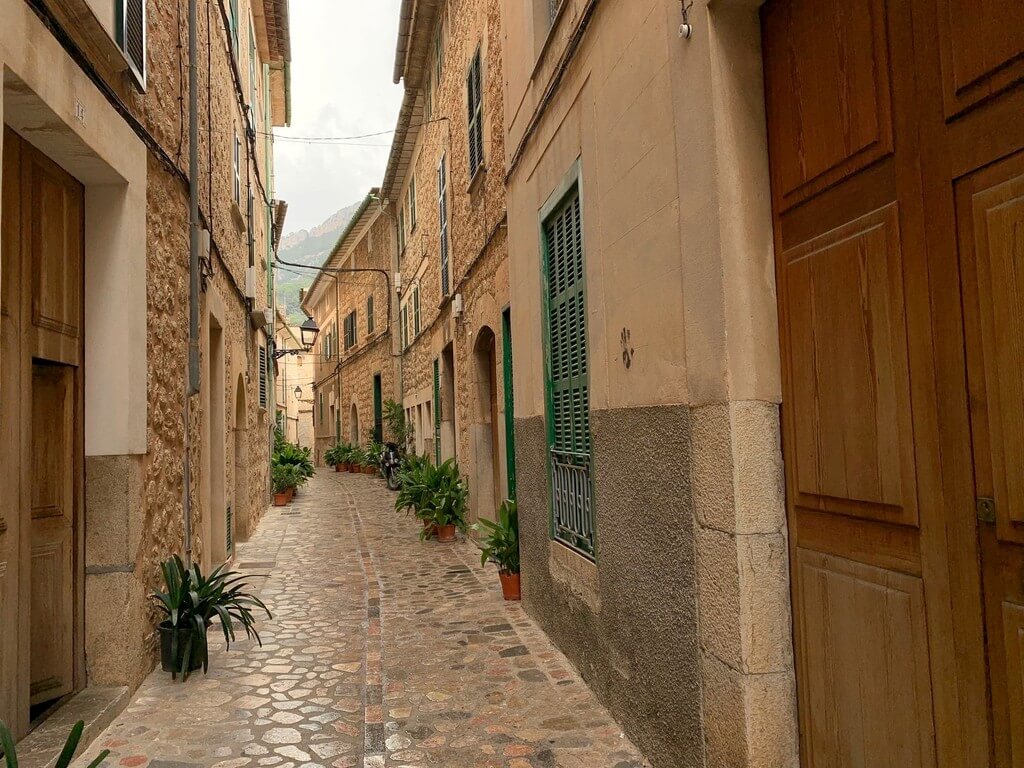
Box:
[0,127,84,737]
[763,0,1024,765]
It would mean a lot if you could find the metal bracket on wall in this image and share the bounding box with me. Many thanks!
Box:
[679,0,694,38]
[977,497,996,524]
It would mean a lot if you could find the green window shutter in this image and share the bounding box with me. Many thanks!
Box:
[230,0,239,51]
[115,0,146,87]
[433,358,441,464]
[367,295,375,334]
[502,308,517,500]
[413,287,421,335]
[543,187,593,556]
[258,345,268,409]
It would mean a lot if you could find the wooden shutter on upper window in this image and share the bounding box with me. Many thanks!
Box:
[438,156,450,296]
[467,52,484,178]
[116,0,146,87]
[258,345,268,409]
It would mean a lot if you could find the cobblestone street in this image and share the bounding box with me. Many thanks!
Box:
[77,472,649,768]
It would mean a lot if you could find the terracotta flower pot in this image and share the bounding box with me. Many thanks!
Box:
[273,492,289,506]
[335,464,343,473]
[286,488,295,502]
[499,572,521,601]
[348,464,359,473]
[363,465,377,475]
[436,524,457,543]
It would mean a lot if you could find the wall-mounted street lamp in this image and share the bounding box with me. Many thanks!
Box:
[274,316,320,360]
[294,385,303,400]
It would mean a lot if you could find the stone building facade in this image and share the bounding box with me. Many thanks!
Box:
[304,191,398,463]
[383,0,514,524]
[274,309,314,447]
[0,0,290,740]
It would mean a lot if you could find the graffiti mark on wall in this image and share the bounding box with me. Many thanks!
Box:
[621,328,635,370]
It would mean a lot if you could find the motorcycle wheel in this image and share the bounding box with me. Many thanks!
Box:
[386,470,401,491]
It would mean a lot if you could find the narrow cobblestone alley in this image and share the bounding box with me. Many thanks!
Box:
[76,473,650,768]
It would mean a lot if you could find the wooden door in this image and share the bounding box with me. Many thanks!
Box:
[0,127,84,735]
[29,363,76,706]
[763,0,1024,765]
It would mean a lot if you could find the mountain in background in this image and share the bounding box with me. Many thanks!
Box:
[276,200,361,325]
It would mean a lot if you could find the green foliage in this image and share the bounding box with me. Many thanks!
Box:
[383,399,413,451]
[150,555,272,679]
[393,454,435,519]
[1,719,110,768]
[272,463,300,494]
[365,440,384,468]
[421,459,468,533]
[473,499,520,574]
[273,442,314,480]
[324,442,352,466]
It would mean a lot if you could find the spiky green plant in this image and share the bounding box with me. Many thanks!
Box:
[0,719,109,768]
[420,459,469,537]
[150,555,272,679]
[473,499,520,574]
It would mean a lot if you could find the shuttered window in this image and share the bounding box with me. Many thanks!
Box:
[543,186,593,557]
[433,359,442,464]
[397,207,406,253]
[258,345,268,409]
[438,155,450,297]
[467,50,484,178]
[408,175,418,231]
[401,305,409,351]
[115,0,146,87]
[413,286,421,335]
[367,295,375,334]
[233,134,241,204]
[550,0,562,23]
[344,311,357,349]
[229,0,240,52]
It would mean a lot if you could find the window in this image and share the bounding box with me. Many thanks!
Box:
[542,184,593,557]
[413,285,421,335]
[434,21,444,82]
[318,392,324,425]
[233,133,241,204]
[549,0,562,23]
[249,19,257,108]
[258,345,268,409]
[467,50,484,178]
[397,206,406,253]
[426,76,433,121]
[408,175,418,231]
[367,295,375,334]
[115,0,146,87]
[229,0,240,52]
[438,154,450,297]
[401,304,409,351]
[344,311,357,349]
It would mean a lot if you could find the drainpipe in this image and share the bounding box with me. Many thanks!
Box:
[184,0,201,567]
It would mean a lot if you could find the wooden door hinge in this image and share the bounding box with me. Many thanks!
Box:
[977,497,996,524]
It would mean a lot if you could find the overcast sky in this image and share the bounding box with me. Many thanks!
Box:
[273,1,404,236]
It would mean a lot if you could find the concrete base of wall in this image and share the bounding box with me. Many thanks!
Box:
[515,401,799,768]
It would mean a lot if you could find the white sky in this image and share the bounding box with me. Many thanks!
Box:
[273,1,404,235]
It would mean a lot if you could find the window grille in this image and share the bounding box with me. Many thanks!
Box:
[543,187,593,557]
[467,51,484,178]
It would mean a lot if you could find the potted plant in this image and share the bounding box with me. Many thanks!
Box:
[364,441,383,475]
[422,459,468,543]
[474,499,521,600]
[272,463,293,506]
[347,444,361,473]
[150,555,272,680]
[324,443,345,471]
[273,442,314,494]
[1,719,110,768]
[394,455,436,536]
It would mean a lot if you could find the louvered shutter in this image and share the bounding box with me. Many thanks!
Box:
[543,188,593,556]
[116,0,146,87]
[467,52,484,178]
[367,295,375,334]
[258,345,268,409]
[438,156,450,297]
[413,287,421,335]
[433,359,442,464]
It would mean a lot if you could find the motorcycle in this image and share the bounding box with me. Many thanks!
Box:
[380,442,402,491]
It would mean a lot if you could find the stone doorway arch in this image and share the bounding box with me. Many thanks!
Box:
[470,327,501,523]
[350,402,360,445]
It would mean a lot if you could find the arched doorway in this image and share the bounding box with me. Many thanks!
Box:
[232,374,248,547]
[350,402,360,445]
[471,327,501,523]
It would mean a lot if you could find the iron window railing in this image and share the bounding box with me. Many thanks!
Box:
[551,449,594,556]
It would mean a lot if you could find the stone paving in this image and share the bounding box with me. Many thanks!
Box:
[75,471,649,768]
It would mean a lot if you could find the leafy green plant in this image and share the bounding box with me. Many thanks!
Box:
[272,463,300,494]
[383,399,414,451]
[1,719,109,768]
[420,459,468,538]
[473,499,520,574]
[324,443,351,466]
[365,440,384,468]
[394,454,433,517]
[150,555,272,679]
[273,442,314,480]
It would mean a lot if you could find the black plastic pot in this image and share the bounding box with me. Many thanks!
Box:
[159,620,207,678]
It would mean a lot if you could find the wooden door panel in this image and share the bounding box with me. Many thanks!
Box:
[762,0,894,209]
[1002,602,1024,767]
[797,550,937,768]
[24,146,82,367]
[936,0,1024,118]
[783,204,918,525]
[29,363,75,706]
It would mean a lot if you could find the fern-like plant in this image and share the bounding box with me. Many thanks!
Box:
[0,719,109,768]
